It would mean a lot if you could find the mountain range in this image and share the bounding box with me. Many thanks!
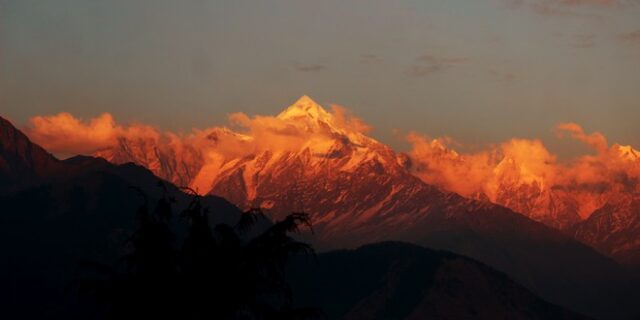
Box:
[0,114,604,319]
[91,97,640,277]
[85,96,640,319]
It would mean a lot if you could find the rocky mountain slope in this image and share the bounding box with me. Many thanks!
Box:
[570,193,640,271]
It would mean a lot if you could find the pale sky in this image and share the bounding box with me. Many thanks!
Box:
[1,0,639,158]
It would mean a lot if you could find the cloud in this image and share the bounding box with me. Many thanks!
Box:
[489,69,517,81]
[405,122,640,216]
[405,134,560,199]
[619,30,640,44]
[405,133,496,196]
[570,34,596,48]
[25,113,128,155]
[25,100,378,192]
[26,107,640,220]
[360,53,382,64]
[557,0,617,5]
[555,122,608,152]
[330,105,372,134]
[25,99,373,167]
[226,112,315,153]
[505,0,620,9]
[408,54,469,77]
[293,63,326,72]
[501,0,618,19]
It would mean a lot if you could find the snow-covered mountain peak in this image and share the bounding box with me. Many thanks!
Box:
[613,144,640,161]
[277,95,333,123]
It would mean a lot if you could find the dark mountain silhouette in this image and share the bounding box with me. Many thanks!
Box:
[0,117,244,318]
[406,204,640,320]
[0,116,64,189]
[288,242,590,320]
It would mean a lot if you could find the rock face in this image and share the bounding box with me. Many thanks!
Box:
[206,117,447,246]
[488,159,583,230]
[94,134,205,188]
[570,193,640,270]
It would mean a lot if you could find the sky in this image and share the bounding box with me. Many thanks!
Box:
[1,0,639,159]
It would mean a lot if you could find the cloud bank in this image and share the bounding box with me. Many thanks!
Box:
[24,106,639,219]
[24,104,372,163]
[405,123,640,211]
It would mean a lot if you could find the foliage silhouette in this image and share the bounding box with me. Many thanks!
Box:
[78,182,323,320]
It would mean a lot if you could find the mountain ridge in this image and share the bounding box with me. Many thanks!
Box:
[0,116,65,189]
[0,114,600,319]
[288,242,591,320]
[80,98,640,319]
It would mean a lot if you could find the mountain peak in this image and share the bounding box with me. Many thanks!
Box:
[0,114,62,187]
[0,116,26,146]
[277,95,332,122]
[614,144,639,161]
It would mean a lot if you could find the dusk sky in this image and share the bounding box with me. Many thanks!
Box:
[2,0,640,158]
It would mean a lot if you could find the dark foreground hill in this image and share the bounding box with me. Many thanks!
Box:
[0,162,244,319]
[288,242,590,320]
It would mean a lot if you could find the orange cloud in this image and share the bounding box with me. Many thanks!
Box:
[406,123,640,223]
[330,105,372,134]
[405,134,560,201]
[405,133,495,197]
[619,30,640,45]
[558,0,616,5]
[408,54,469,77]
[504,0,618,8]
[26,113,122,155]
[502,0,618,19]
[24,100,374,189]
[228,112,314,153]
[555,122,608,153]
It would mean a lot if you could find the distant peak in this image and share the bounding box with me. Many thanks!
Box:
[614,144,639,161]
[277,95,332,121]
[296,95,316,105]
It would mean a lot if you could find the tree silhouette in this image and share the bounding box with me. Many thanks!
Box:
[78,182,323,320]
